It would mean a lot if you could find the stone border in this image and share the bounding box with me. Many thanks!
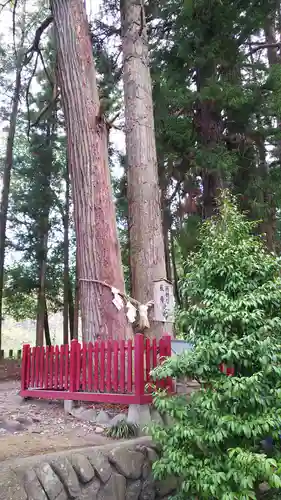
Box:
[0,437,177,500]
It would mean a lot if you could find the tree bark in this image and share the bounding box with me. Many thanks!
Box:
[44,298,51,346]
[68,278,75,340]
[0,68,22,353]
[120,0,172,337]
[51,0,131,341]
[63,164,70,344]
[36,228,49,346]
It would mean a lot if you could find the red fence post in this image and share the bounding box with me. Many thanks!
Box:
[21,344,30,392]
[70,339,77,392]
[134,334,145,404]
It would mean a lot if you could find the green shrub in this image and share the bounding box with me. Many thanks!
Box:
[151,193,281,499]
[105,419,139,439]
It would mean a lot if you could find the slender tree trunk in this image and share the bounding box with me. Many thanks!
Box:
[0,69,22,353]
[51,0,131,341]
[68,279,75,340]
[120,0,172,337]
[36,228,49,346]
[170,231,181,308]
[44,298,51,346]
[63,165,70,344]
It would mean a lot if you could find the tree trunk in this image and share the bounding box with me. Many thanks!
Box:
[63,164,70,344]
[36,228,49,346]
[0,68,22,353]
[68,278,75,340]
[51,0,131,341]
[120,0,171,337]
[44,298,51,346]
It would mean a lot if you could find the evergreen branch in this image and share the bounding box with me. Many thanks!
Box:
[12,0,18,60]
[23,15,53,66]
[246,42,281,57]
[31,91,60,128]
[0,0,10,13]
[38,48,53,89]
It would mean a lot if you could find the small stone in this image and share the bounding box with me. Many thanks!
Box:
[87,449,112,483]
[142,462,151,479]
[23,469,48,500]
[146,448,159,464]
[109,447,145,479]
[126,479,142,500]
[51,457,81,497]
[95,426,105,434]
[110,413,127,426]
[98,473,126,500]
[73,408,97,422]
[70,453,95,483]
[35,462,65,500]
[140,474,155,500]
[0,419,25,433]
[96,410,110,424]
[16,416,33,426]
[80,478,100,500]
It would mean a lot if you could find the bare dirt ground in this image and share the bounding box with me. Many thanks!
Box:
[0,380,111,462]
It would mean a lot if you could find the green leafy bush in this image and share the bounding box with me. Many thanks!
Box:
[151,193,281,499]
[105,419,139,439]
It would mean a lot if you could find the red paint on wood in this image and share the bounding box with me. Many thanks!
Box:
[21,344,29,392]
[113,341,118,392]
[76,342,81,391]
[127,339,132,393]
[106,340,112,393]
[134,334,145,403]
[35,347,40,387]
[152,339,157,369]
[88,342,93,391]
[145,338,151,384]
[39,346,44,388]
[54,346,59,389]
[100,341,105,392]
[70,340,77,392]
[20,389,153,404]
[64,344,69,390]
[93,342,99,392]
[30,347,36,387]
[120,340,125,393]
[21,336,173,405]
[49,346,54,389]
[82,343,87,391]
[44,346,49,388]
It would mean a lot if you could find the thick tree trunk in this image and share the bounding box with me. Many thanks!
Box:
[0,69,22,353]
[120,0,171,337]
[63,165,70,344]
[51,0,130,341]
[36,228,48,346]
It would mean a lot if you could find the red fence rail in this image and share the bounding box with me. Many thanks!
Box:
[20,334,172,404]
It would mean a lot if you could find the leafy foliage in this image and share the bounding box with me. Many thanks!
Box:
[151,194,281,499]
[105,419,139,439]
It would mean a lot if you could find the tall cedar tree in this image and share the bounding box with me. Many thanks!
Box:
[51,0,131,341]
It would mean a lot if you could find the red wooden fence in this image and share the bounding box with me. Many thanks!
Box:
[20,334,172,404]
